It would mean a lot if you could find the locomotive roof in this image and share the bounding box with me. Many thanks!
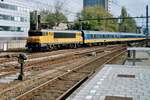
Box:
[83,30,145,36]
[40,29,81,33]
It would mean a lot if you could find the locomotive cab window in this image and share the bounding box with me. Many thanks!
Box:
[54,32,76,38]
[29,31,43,36]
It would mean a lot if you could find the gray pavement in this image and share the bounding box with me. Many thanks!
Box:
[68,50,150,100]
[125,51,150,66]
[69,65,150,100]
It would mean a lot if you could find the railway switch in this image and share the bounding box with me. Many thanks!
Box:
[17,53,27,81]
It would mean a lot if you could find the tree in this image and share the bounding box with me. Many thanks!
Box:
[44,13,67,28]
[119,6,137,32]
[39,1,68,29]
[71,6,118,31]
[54,0,67,26]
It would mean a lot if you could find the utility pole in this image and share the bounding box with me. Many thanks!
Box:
[146,5,149,47]
[79,19,83,31]
[35,11,40,30]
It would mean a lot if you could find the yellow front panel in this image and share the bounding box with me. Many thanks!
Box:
[39,32,54,44]
[27,36,40,43]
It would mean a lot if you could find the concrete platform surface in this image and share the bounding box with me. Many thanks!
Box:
[125,51,150,66]
[68,65,150,100]
[127,47,150,51]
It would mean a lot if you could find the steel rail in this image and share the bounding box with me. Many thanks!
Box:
[56,50,126,100]
[14,47,126,100]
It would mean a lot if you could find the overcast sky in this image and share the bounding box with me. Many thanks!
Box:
[112,0,149,16]
[111,0,150,26]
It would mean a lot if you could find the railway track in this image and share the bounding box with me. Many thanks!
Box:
[0,46,101,66]
[0,47,85,66]
[0,46,126,100]
[0,46,114,77]
[0,46,114,83]
[0,46,116,90]
[12,47,126,100]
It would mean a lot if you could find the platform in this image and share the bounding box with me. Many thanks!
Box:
[67,48,150,100]
[68,65,150,100]
[125,47,150,66]
[127,47,150,51]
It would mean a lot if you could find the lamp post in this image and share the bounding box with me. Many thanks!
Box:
[146,5,149,47]
[18,54,27,81]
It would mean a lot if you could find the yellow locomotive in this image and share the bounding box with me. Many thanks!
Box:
[26,30,83,51]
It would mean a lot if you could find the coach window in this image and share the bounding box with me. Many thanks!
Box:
[112,35,114,38]
[108,35,110,38]
[111,35,113,38]
[94,34,96,39]
[99,34,102,38]
[115,35,117,38]
[97,35,99,38]
[89,34,91,39]
[97,35,99,39]
[98,35,100,38]
[98,34,100,39]
[112,35,115,38]
[88,34,91,39]
[90,34,93,39]
[107,34,109,38]
[106,35,108,38]
[94,34,96,38]
[92,34,93,39]
[95,34,97,39]
[88,34,90,39]
[107,35,109,38]
[110,35,112,38]
[113,35,115,38]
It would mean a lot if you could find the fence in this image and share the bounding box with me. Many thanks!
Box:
[0,40,26,51]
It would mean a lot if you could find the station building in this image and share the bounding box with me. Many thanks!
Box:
[0,0,30,51]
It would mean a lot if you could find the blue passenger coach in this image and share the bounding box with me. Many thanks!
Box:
[83,31,145,44]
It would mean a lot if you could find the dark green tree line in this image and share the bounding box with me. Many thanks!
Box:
[71,6,118,31]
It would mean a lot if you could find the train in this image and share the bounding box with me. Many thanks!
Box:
[26,30,145,51]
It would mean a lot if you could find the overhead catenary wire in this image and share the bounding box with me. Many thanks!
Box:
[111,0,150,27]
[79,16,150,21]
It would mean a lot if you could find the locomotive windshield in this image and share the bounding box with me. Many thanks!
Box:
[29,31,43,36]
